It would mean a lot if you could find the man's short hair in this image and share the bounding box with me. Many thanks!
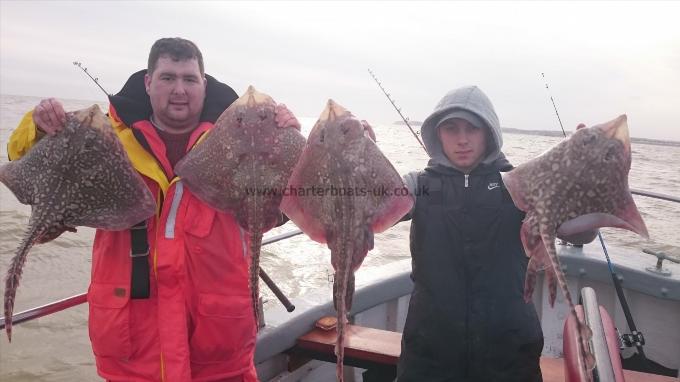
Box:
[148,37,204,75]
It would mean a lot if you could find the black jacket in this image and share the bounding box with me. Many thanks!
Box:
[397,159,543,382]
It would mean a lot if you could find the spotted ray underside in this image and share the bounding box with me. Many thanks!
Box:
[0,105,156,341]
[175,86,306,329]
[502,115,648,382]
[280,100,413,382]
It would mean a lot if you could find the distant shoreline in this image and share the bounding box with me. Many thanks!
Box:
[394,120,423,126]
[390,121,680,148]
[501,127,680,148]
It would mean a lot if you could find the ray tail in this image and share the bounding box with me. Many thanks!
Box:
[4,225,46,341]
[540,229,595,381]
[249,229,263,330]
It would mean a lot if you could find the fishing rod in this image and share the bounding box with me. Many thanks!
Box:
[541,72,648,363]
[367,69,429,155]
[71,60,297,312]
[73,61,111,97]
[541,72,567,137]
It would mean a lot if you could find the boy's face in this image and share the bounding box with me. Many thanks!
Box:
[438,118,488,173]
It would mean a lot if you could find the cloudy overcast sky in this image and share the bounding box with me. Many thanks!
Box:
[1,1,679,140]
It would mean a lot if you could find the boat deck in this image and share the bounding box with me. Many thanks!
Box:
[294,324,676,381]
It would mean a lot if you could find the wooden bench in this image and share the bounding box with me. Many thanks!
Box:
[293,324,400,381]
[293,321,676,382]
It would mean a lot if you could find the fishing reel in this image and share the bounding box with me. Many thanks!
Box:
[616,328,646,350]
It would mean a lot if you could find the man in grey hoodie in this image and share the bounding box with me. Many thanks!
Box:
[396,86,595,381]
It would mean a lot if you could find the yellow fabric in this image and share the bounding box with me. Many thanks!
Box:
[7,111,41,161]
[113,124,170,196]
[194,129,211,146]
[7,109,171,196]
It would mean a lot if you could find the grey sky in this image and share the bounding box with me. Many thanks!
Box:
[1,1,679,140]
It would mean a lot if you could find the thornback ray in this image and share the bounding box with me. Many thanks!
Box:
[175,86,306,329]
[0,105,157,341]
[280,100,413,382]
[502,114,648,382]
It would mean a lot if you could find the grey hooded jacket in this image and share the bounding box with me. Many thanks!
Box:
[397,87,543,382]
[403,86,507,196]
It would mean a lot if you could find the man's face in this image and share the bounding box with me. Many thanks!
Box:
[438,118,488,173]
[145,56,206,131]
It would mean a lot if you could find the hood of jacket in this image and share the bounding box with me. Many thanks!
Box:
[421,86,504,169]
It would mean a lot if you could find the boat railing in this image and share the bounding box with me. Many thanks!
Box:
[1,188,678,330]
[631,188,680,204]
[0,228,304,330]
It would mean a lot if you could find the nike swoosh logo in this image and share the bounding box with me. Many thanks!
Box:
[487,184,500,190]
